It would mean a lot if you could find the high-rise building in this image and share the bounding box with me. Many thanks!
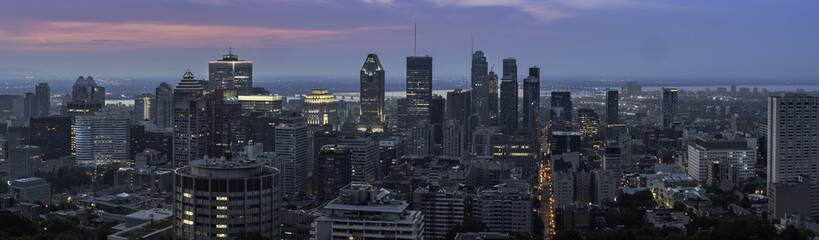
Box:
[359,53,386,132]
[155,82,174,129]
[442,120,466,158]
[338,137,378,184]
[767,94,819,218]
[447,89,471,127]
[74,114,130,166]
[550,91,573,131]
[661,88,678,128]
[577,108,600,143]
[174,71,204,101]
[606,89,619,124]
[8,145,41,179]
[472,181,533,234]
[471,126,497,157]
[134,93,156,122]
[173,158,280,239]
[626,81,642,96]
[314,183,425,240]
[492,129,540,177]
[406,56,433,128]
[316,144,351,202]
[500,58,518,129]
[35,83,49,117]
[276,111,310,197]
[412,185,465,240]
[304,89,338,130]
[24,92,37,119]
[237,95,282,115]
[471,51,489,124]
[397,98,408,133]
[522,67,540,131]
[208,50,253,93]
[208,89,243,158]
[66,76,105,116]
[487,71,499,122]
[687,136,756,183]
[28,116,72,160]
[408,119,432,156]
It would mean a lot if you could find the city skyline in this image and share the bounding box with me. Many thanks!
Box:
[0,1,818,80]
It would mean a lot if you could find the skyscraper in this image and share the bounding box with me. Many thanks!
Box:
[499,58,518,129]
[406,56,433,128]
[208,89,243,158]
[522,66,540,131]
[606,89,619,124]
[338,137,378,184]
[492,129,540,178]
[208,50,253,93]
[487,71,499,122]
[550,91,573,131]
[35,83,49,117]
[577,108,600,143]
[74,114,130,166]
[276,111,310,197]
[359,53,386,132]
[173,158,280,239]
[661,88,678,128]
[442,120,466,158]
[304,89,338,130]
[66,76,105,116]
[767,94,819,218]
[173,71,207,168]
[471,51,489,124]
[316,144,351,202]
[155,82,174,129]
[28,116,72,161]
[134,93,156,122]
[446,89,471,126]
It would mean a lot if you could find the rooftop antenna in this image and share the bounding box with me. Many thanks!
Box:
[471,34,474,54]
[229,46,232,55]
[414,23,417,56]
[490,64,495,72]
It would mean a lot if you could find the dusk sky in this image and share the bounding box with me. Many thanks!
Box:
[1,0,817,81]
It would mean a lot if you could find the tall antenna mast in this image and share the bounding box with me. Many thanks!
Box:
[414,23,417,56]
[471,34,474,54]
[229,46,232,55]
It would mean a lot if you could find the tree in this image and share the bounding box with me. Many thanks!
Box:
[0,210,38,237]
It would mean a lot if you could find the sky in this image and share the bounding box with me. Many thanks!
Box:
[0,0,818,81]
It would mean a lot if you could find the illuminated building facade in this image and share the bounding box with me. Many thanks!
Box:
[73,114,130,166]
[134,93,156,122]
[208,51,253,94]
[406,56,433,129]
[173,71,207,168]
[359,53,385,132]
[577,108,600,143]
[303,89,337,130]
[522,67,540,131]
[173,158,280,240]
[237,95,282,115]
[492,129,540,177]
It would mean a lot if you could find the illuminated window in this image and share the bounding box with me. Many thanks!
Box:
[183,193,192,198]
[217,206,228,210]
[184,211,193,216]
[216,196,228,201]
[217,234,227,238]
[216,215,227,219]
[183,219,194,225]
[216,224,227,229]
